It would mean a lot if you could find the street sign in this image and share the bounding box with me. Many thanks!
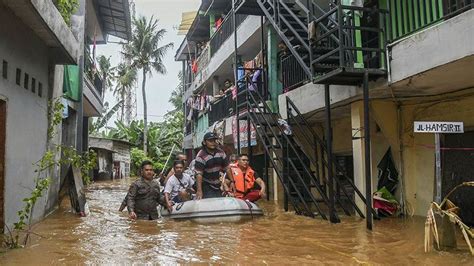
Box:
[414,121,464,133]
[413,121,464,204]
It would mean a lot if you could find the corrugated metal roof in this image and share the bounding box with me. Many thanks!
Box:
[96,0,132,40]
[178,11,198,35]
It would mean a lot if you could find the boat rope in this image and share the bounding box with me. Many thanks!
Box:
[244,200,254,219]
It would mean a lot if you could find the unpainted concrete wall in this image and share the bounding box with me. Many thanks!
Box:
[0,7,59,228]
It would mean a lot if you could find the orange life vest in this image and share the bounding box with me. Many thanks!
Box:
[231,165,255,199]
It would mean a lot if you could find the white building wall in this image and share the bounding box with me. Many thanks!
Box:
[390,9,474,84]
[0,7,57,228]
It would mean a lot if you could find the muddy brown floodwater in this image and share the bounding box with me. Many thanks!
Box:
[1,179,473,265]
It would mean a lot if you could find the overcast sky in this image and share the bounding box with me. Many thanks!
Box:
[97,0,200,123]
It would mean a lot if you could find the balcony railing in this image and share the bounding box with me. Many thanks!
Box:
[84,50,104,98]
[208,94,235,126]
[388,0,472,41]
[185,121,193,135]
[190,13,249,89]
[281,54,310,92]
[443,0,472,17]
[209,14,248,57]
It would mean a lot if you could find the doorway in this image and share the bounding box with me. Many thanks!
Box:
[0,100,6,232]
[442,131,474,226]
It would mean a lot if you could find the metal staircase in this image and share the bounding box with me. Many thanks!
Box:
[235,0,389,85]
[232,0,388,226]
[237,86,339,221]
[285,96,378,218]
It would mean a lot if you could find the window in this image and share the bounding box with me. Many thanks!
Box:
[2,60,7,79]
[38,82,43,97]
[31,78,36,93]
[24,73,29,90]
[16,68,21,85]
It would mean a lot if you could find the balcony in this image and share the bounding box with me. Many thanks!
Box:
[2,0,79,64]
[191,13,248,89]
[209,14,248,57]
[190,15,261,91]
[388,0,472,41]
[208,94,235,126]
[389,5,474,93]
[83,50,104,117]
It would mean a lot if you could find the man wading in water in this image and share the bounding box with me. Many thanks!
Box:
[194,132,231,199]
[126,160,162,220]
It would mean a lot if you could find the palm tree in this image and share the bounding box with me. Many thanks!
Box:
[123,16,173,155]
[114,61,137,124]
[169,71,184,112]
[96,55,115,98]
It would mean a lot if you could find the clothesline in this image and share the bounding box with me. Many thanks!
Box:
[417,143,474,151]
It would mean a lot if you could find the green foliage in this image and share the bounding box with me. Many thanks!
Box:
[60,146,97,185]
[47,98,64,139]
[13,178,51,231]
[122,16,174,75]
[96,55,115,92]
[103,69,184,174]
[130,148,152,176]
[89,100,123,134]
[114,61,137,123]
[53,0,79,27]
[122,15,174,154]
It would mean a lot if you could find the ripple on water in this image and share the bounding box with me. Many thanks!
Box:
[1,179,474,265]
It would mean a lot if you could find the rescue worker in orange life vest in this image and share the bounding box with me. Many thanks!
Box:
[226,154,266,202]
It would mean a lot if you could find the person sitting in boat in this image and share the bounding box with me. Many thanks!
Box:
[194,132,231,199]
[126,160,163,220]
[227,154,266,202]
[163,153,194,185]
[164,160,195,212]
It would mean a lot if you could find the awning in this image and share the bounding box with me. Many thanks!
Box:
[96,0,132,41]
[178,11,198,35]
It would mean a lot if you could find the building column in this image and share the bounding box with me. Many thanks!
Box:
[212,75,219,96]
[351,100,367,216]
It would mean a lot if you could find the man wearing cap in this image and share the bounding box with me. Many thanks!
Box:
[194,132,232,199]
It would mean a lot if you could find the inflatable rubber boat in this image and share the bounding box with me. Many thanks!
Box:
[161,197,263,223]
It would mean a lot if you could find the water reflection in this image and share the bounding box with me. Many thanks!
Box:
[1,179,473,265]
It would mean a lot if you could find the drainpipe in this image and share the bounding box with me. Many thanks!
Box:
[74,0,87,154]
[396,100,407,216]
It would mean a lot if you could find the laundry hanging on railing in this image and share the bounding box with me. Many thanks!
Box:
[185,94,215,121]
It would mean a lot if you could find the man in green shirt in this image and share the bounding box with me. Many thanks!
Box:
[127,160,162,220]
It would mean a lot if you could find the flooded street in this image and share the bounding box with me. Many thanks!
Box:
[1,179,473,265]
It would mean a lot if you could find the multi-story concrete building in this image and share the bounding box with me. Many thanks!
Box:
[177,0,473,225]
[0,0,131,231]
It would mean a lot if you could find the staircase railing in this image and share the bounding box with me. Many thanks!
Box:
[237,80,341,220]
[281,53,310,91]
[257,0,313,77]
[286,96,378,218]
[257,0,389,83]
